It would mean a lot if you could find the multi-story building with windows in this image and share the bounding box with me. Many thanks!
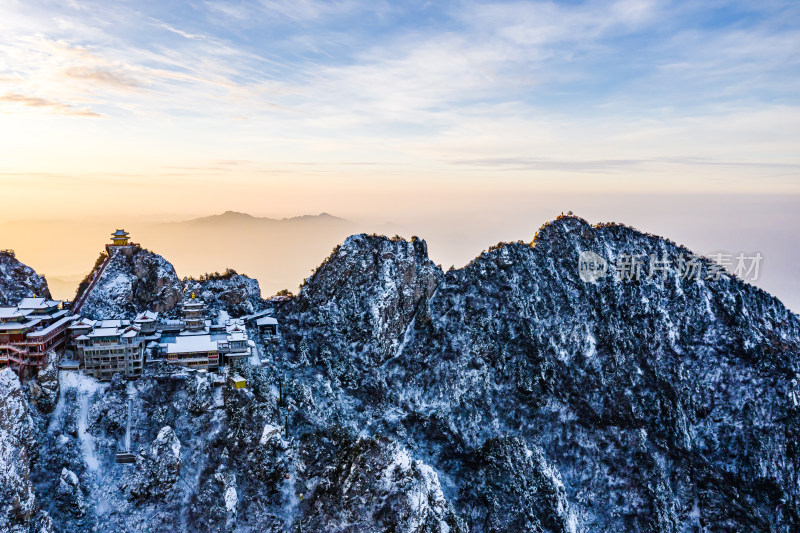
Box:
[0,298,74,379]
[75,322,144,381]
[216,321,253,362]
[160,318,254,370]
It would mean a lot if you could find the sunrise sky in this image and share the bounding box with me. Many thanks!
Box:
[0,0,798,308]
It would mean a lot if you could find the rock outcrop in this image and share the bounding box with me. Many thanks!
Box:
[126,426,183,502]
[78,245,182,319]
[301,435,462,532]
[460,436,576,532]
[185,269,265,318]
[28,350,60,414]
[0,250,50,306]
[55,468,87,517]
[292,234,442,364]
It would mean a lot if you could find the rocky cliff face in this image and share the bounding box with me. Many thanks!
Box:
[78,245,182,319]
[185,269,265,318]
[300,435,461,532]
[293,234,442,363]
[0,369,53,532]
[275,217,799,532]
[28,351,60,414]
[8,216,800,532]
[0,250,50,305]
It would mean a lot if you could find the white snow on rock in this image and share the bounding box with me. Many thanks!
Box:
[382,447,451,533]
[59,371,107,472]
[0,369,53,531]
[224,486,238,513]
[80,246,181,319]
[259,423,281,446]
[156,426,182,458]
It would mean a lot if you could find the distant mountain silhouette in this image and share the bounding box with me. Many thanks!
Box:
[174,211,349,226]
[134,212,357,297]
[0,213,360,301]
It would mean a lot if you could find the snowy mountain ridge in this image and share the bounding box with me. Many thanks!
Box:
[1,215,798,532]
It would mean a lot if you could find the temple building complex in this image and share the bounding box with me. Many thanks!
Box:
[2,229,276,381]
[0,297,75,379]
[154,293,256,371]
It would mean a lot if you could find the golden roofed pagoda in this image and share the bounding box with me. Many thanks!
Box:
[182,290,207,332]
[110,229,130,246]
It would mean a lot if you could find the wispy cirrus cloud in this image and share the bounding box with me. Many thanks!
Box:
[62,66,145,89]
[205,0,382,23]
[258,0,365,21]
[0,92,104,117]
[153,20,207,41]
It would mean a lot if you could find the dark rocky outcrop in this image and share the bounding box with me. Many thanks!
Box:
[460,436,574,533]
[300,434,462,532]
[55,468,87,517]
[28,350,60,414]
[291,234,442,364]
[125,426,183,502]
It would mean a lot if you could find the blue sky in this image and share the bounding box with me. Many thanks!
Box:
[1,1,798,181]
